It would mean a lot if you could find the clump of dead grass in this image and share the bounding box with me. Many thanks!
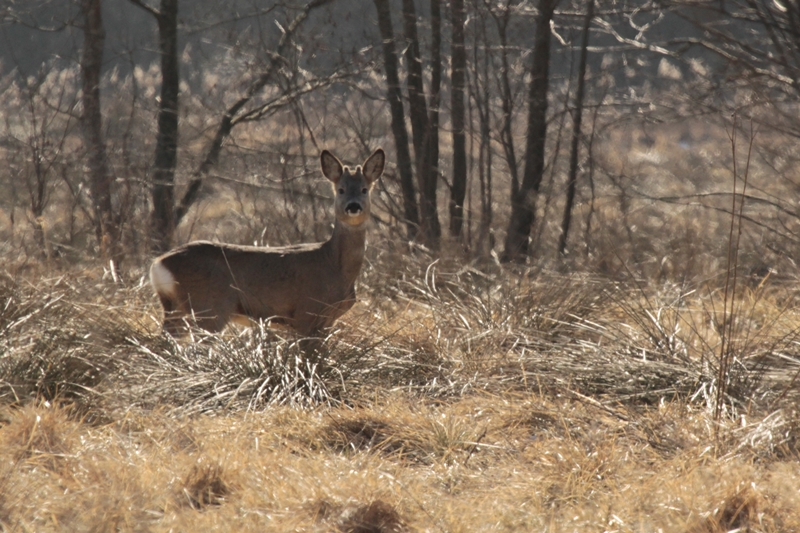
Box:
[322,403,490,466]
[3,253,799,425]
[371,259,800,411]
[1,251,800,531]
[0,274,125,414]
[326,416,398,455]
[0,402,80,472]
[118,324,334,412]
[340,499,408,533]
[180,459,234,510]
[0,391,799,531]
[685,487,765,533]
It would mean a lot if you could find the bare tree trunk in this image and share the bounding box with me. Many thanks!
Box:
[152,0,179,252]
[174,0,332,227]
[501,0,558,263]
[28,142,49,258]
[429,0,441,210]
[402,0,440,248]
[558,0,592,256]
[448,0,468,238]
[493,1,519,196]
[20,84,52,258]
[80,0,118,261]
[131,0,180,253]
[374,0,419,239]
[471,9,493,255]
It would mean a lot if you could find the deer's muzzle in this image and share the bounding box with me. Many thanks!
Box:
[345,202,363,215]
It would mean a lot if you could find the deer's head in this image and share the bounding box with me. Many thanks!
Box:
[321,148,385,227]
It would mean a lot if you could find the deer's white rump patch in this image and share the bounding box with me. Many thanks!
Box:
[149,260,176,298]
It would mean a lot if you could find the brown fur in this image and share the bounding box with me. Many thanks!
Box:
[150,149,385,337]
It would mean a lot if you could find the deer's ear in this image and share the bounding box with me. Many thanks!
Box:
[320,150,343,183]
[362,148,385,185]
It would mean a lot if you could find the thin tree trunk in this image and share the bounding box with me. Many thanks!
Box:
[131,0,180,253]
[429,0,441,216]
[558,0,592,256]
[402,0,440,248]
[449,0,468,238]
[501,0,558,263]
[374,0,419,239]
[471,9,493,255]
[154,0,179,253]
[584,86,603,259]
[494,2,519,196]
[28,134,49,258]
[482,50,493,254]
[80,0,118,261]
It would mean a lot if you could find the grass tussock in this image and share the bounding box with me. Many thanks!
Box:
[339,499,408,533]
[1,252,800,530]
[180,459,234,510]
[685,488,762,533]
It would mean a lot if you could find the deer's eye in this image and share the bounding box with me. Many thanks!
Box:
[338,188,345,194]
[362,188,368,194]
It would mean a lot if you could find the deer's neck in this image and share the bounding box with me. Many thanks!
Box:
[328,220,367,283]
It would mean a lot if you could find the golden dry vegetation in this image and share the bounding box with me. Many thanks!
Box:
[3,63,800,531]
[6,0,800,525]
[1,244,800,531]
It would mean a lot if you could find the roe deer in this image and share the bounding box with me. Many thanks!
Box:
[149,148,385,337]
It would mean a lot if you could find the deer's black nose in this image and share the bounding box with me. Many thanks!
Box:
[345,202,363,215]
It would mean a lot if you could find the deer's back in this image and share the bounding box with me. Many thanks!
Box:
[154,240,355,330]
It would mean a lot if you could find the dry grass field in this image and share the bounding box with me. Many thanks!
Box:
[2,62,800,530]
[1,242,800,531]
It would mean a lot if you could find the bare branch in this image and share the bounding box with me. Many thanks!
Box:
[127,0,160,18]
[175,0,336,226]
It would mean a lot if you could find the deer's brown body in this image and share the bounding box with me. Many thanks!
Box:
[150,148,384,336]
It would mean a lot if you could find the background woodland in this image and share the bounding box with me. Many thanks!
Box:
[2,1,800,531]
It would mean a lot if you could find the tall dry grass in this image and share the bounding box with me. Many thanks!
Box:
[1,246,800,530]
[2,58,800,531]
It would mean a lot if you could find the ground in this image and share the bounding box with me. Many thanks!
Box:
[1,256,799,532]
